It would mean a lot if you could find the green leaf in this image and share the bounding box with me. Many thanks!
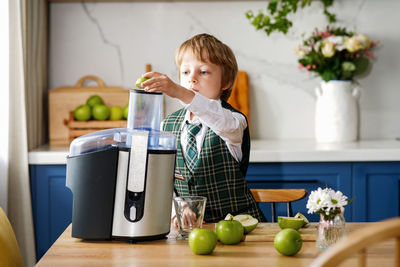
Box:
[246,0,338,36]
[245,10,254,19]
[353,57,370,76]
[268,0,278,14]
[322,70,336,81]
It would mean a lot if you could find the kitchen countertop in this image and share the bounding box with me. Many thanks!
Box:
[28,139,400,165]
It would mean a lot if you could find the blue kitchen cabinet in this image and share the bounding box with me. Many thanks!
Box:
[246,163,353,223]
[352,162,400,222]
[29,161,399,261]
[29,165,72,261]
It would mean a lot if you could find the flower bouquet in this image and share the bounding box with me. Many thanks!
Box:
[306,187,349,220]
[307,187,352,250]
[295,26,378,81]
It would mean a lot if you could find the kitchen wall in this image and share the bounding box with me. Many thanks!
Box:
[49,0,400,140]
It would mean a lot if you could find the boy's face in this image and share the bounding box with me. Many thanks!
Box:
[179,50,228,100]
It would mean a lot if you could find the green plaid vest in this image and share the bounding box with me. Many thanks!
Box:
[163,101,263,222]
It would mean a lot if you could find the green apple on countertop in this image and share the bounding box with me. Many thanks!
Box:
[216,216,244,245]
[274,228,303,256]
[72,95,127,121]
[188,228,217,255]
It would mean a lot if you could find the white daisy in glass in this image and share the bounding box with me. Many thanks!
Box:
[306,187,351,220]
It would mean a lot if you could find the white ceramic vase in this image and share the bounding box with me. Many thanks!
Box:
[315,80,361,143]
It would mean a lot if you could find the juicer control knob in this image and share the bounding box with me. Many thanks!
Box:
[129,206,136,221]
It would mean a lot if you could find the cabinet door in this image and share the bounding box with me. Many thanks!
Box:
[30,165,72,261]
[353,162,400,222]
[246,163,352,222]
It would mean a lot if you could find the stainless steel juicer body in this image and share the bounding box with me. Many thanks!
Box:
[66,89,176,241]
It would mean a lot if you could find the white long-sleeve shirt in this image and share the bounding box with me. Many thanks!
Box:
[178,92,247,162]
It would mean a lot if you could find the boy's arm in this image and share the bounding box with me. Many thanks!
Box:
[140,72,195,104]
[186,93,247,145]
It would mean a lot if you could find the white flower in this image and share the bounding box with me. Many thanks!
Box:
[307,187,325,214]
[307,187,349,216]
[325,36,346,51]
[330,190,348,212]
[294,44,309,57]
[355,33,371,49]
[321,40,335,58]
[345,36,363,53]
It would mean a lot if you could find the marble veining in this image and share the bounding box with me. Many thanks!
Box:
[49,0,400,140]
[81,3,125,83]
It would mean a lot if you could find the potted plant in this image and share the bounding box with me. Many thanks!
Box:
[295,26,378,143]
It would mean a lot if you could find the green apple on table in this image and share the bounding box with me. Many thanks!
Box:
[188,228,217,255]
[274,228,303,256]
[216,216,244,245]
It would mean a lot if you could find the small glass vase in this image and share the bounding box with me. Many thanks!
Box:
[316,213,346,250]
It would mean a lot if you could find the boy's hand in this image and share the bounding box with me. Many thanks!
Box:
[171,205,198,229]
[141,72,194,104]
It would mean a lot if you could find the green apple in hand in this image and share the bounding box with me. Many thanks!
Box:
[188,228,217,255]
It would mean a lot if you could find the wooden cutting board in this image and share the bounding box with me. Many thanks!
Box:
[228,71,250,128]
[242,223,317,242]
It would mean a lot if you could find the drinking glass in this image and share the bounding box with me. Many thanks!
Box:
[173,196,207,240]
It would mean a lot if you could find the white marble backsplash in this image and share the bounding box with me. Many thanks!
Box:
[49,0,400,140]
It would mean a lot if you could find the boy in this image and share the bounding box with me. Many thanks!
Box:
[140,33,263,223]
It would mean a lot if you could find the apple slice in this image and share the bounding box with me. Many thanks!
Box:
[233,214,259,234]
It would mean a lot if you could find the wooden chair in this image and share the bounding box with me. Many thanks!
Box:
[250,189,307,222]
[0,207,23,267]
[311,217,400,267]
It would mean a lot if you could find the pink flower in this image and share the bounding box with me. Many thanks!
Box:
[365,49,375,59]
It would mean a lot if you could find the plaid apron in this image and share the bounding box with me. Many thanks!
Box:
[163,101,263,222]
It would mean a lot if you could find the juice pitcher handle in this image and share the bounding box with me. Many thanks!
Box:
[315,85,323,98]
[352,81,361,99]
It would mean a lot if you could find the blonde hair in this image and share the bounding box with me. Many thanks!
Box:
[175,33,238,101]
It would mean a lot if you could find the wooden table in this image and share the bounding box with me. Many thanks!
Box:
[36,223,396,267]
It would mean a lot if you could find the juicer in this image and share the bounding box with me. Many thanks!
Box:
[66,89,176,240]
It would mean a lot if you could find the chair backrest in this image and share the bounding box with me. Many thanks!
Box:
[311,217,400,267]
[0,207,23,267]
[250,189,307,222]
